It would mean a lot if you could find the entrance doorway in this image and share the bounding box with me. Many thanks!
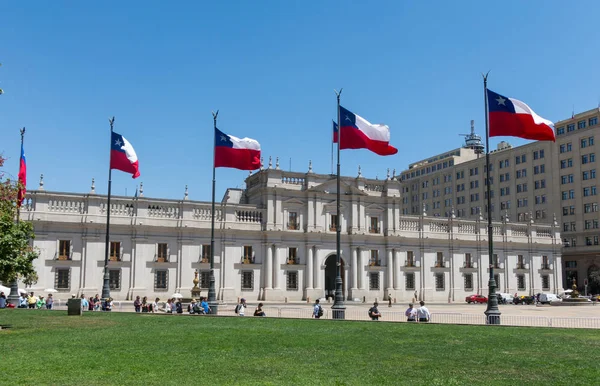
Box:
[324,255,344,300]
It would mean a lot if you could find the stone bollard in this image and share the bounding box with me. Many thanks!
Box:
[307,297,310,303]
[285,297,288,303]
[67,298,82,316]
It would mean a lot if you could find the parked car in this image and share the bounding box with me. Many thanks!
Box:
[496,293,514,304]
[466,294,488,304]
[513,295,535,305]
[539,293,561,304]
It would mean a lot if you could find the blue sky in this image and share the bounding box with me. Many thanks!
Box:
[1,1,599,202]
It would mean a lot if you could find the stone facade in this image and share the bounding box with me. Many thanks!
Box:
[19,168,562,302]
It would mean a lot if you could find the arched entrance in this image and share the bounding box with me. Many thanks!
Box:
[324,255,345,300]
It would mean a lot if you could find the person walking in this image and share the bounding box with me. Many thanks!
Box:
[235,298,247,316]
[417,301,430,322]
[313,299,323,319]
[369,301,382,321]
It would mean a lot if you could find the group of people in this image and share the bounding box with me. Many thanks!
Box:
[234,298,266,317]
[2,292,56,310]
[311,299,431,322]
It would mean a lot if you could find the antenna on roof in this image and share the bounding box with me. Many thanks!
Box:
[459,120,484,155]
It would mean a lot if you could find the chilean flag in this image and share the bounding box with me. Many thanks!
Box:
[336,106,397,156]
[214,128,261,170]
[17,143,26,207]
[110,131,140,178]
[487,89,555,142]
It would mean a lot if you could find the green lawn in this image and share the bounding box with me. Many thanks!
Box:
[0,310,599,385]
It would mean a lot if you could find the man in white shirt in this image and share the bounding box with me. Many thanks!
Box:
[417,301,430,322]
[236,298,246,316]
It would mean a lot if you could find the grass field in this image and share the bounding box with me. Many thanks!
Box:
[1,310,599,385]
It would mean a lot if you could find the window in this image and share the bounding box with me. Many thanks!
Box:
[157,243,168,262]
[516,169,526,179]
[242,246,253,263]
[405,273,415,290]
[560,159,573,168]
[534,179,546,189]
[542,275,550,291]
[464,274,473,291]
[435,273,445,290]
[517,255,525,269]
[534,165,545,174]
[581,138,588,148]
[567,124,575,132]
[535,195,546,205]
[583,169,597,180]
[541,256,549,270]
[155,270,168,290]
[370,250,380,266]
[110,241,121,261]
[406,251,415,267]
[109,269,121,290]
[584,203,599,213]
[287,212,298,230]
[578,120,586,129]
[200,271,210,289]
[287,247,298,264]
[286,271,298,291]
[369,216,379,233]
[565,261,577,269]
[369,272,380,290]
[494,274,501,291]
[435,252,444,268]
[492,254,499,268]
[464,253,472,268]
[560,143,572,153]
[241,271,254,290]
[517,275,526,291]
[590,117,598,126]
[58,240,71,260]
[330,214,338,231]
[201,244,211,263]
[56,268,70,290]
[557,127,565,135]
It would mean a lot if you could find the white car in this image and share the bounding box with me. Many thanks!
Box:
[497,293,514,304]
[539,293,561,304]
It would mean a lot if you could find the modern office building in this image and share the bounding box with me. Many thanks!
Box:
[400,109,600,292]
[18,164,560,302]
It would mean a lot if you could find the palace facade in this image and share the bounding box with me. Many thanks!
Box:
[18,166,562,303]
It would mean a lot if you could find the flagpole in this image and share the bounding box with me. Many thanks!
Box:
[208,110,219,315]
[331,124,334,175]
[101,117,115,302]
[482,73,501,324]
[332,89,346,319]
[7,128,26,306]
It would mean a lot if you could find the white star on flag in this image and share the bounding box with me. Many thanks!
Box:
[496,96,506,106]
[220,135,228,142]
[115,139,123,147]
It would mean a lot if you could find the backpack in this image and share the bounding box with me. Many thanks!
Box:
[317,305,323,317]
[234,304,240,314]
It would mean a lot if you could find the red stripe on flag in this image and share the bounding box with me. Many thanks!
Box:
[338,126,398,156]
[489,112,555,142]
[215,147,261,170]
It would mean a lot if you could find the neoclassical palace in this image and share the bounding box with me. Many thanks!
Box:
[19,166,563,302]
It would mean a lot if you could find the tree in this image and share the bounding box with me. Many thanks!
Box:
[0,154,39,297]
[589,268,600,295]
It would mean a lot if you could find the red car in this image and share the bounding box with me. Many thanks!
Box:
[465,294,488,304]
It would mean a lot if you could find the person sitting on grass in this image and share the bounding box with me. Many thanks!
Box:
[200,297,211,315]
[36,295,46,309]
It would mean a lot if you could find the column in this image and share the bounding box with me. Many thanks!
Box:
[359,248,366,290]
[393,250,400,290]
[313,248,320,289]
[273,246,280,289]
[265,245,272,289]
[387,249,393,290]
[351,247,358,290]
[306,246,314,289]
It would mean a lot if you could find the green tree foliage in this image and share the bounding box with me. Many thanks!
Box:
[0,155,39,285]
